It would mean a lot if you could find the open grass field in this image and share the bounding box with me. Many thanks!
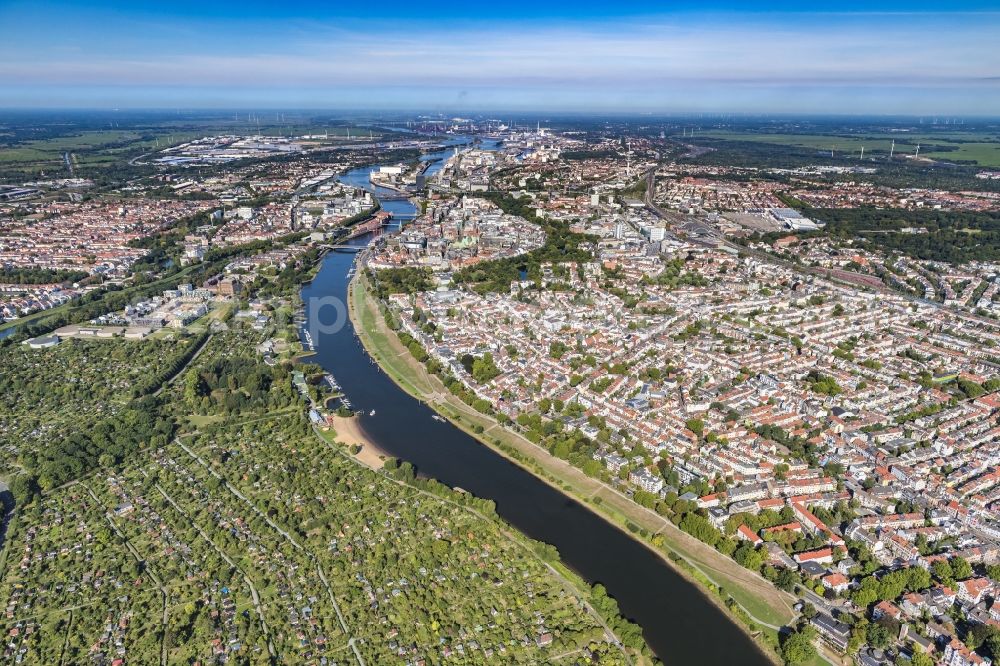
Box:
[923,142,1000,166]
[0,110,406,180]
[695,129,1000,166]
[0,129,208,175]
[696,131,900,153]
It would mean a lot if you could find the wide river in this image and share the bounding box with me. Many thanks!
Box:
[300,144,774,665]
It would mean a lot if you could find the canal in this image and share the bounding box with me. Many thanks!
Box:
[299,157,774,666]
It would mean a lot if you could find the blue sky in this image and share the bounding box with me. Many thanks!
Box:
[2,1,998,114]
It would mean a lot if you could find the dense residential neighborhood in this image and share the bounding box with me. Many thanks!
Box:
[368,196,546,270]
[4,108,1000,666]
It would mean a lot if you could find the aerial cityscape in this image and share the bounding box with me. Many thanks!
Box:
[2,1,1000,666]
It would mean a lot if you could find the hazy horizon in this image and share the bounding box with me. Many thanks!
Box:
[2,0,999,115]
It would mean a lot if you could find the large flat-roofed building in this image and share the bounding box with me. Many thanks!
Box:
[217,277,243,297]
[24,334,60,349]
[770,207,821,231]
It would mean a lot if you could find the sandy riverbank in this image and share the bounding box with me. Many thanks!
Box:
[326,414,388,469]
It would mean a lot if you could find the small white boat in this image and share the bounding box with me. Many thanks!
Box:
[369,409,376,417]
[432,415,445,422]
